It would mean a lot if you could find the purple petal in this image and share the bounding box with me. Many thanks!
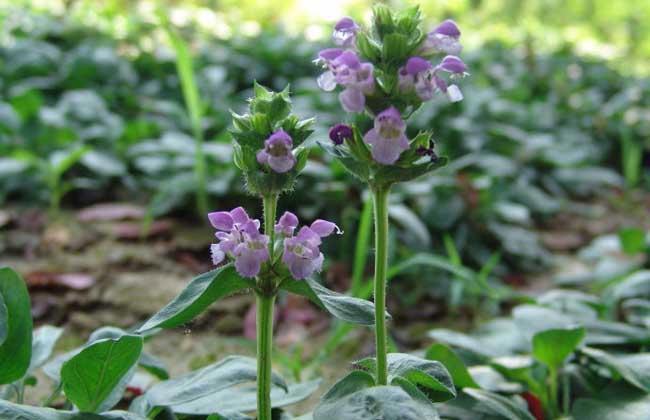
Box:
[433,19,460,37]
[405,57,432,76]
[230,207,250,225]
[267,154,296,173]
[329,124,353,145]
[364,129,409,165]
[438,55,467,74]
[208,211,233,231]
[334,17,357,31]
[446,84,464,102]
[317,71,337,91]
[235,251,262,277]
[266,129,293,146]
[310,220,342,237]
[318,48,344,62]
[333,50,361,70]
[256,149,269,165]
[339,87,365,113]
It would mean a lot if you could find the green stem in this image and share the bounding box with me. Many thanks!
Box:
[562,369,570,415]
[372,185,390,385]
[263,193,278,259]
[548,368,559,419]
[256,292,275,420]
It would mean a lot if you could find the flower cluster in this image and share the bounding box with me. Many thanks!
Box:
[209,207,270,277]
[275,212,342,279]
[208,208,341,280]
[316,10,469,168]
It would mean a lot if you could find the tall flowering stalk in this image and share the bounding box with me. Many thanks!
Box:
[316,6,468,386]
[221,84,344,419]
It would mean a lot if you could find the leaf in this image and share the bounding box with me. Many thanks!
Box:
[280,277,385,325]
[0,399,147,419]
[425,343,480,389]
[532,327,585,369]
[61,335,144,412]
[609,270,650,302]
[314,371,439,420]
[373,157,448,185]
[137,265,253,333]
[356,353,456,402]
[29,325,64,373]
[579,347,650,392]
[81,150,127,177]
[512,304,576,340]
[139,356,302,416]
[618,228,647,254]
[463,388,535,420]
[0,267,33,384]
[572,383,650,420]
[50,145,90,179]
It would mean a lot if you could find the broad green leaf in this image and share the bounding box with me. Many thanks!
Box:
[572,383,650,420]
[0,399,147,419]
[137,265,253,333]
[0,267,33,384]
[281,277,385,326]
[356,353,456,401]
[532,327,585,369]
[61,335,143,412]
[29,325,64,373]
[579,347,650,392]
[139,356,296,416]
[50,145,90,179]
[609,270,650,302]
[425,343,480,389]
[463,388,535,420]
[314,371,439,420]
[512,304,577,340]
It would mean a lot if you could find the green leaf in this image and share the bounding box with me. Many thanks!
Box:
[618,228,647,254]
[138,356,311,416]
[137,265,253,333]
[463,388,535,420]
[425,343,480,389]
[0,399,147,419]
[373,157,448,186]
[532,327,584,369]
[609,270,650,302]
[50,145,90,179]
[319,141,370,182]
[572,383,650,420]
[579,347,650,392]
[280,277,385,325]
[356,353,456,402]
[314,371,439,420]
[61,335,144,412]
[0,267,33,384]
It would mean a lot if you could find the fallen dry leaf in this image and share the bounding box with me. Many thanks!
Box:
[25,271,96,290]
[78,203,145,222]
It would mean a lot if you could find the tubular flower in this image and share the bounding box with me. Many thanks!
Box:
[315,50,375,113]
[256,129,296,173]
[332,17,360,47]
[421,19,462,55]
[399,55,468,103]
[208,207,270,278]
[278,212,342,280]
[363,107,410,165]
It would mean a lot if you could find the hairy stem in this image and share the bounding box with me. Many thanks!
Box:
[263,193,278,259]
[372,185,390,385]
[256,292,275,420]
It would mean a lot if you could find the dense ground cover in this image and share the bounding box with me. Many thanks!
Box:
[1,3,650,420]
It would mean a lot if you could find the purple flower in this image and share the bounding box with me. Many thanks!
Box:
[399,55,467,103]
[256,129,296,173]
[208,207,270,278]
[315,50,374,113]
[332,17,359,47]
[329,123,353,145]
[363,107,410,165]
[281,213,342,279]
[275,211,299,236]
[421,19,462,55]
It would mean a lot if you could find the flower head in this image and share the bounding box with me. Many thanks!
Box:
[281,214,342,280]
[333,17,360,47]
[316,50,374,113]
[363,107,410,165]
[208,207,270,277]
[329,123,354,145]
[256,129,296,173]
[399,55,467,103]
[422,19,462,55]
